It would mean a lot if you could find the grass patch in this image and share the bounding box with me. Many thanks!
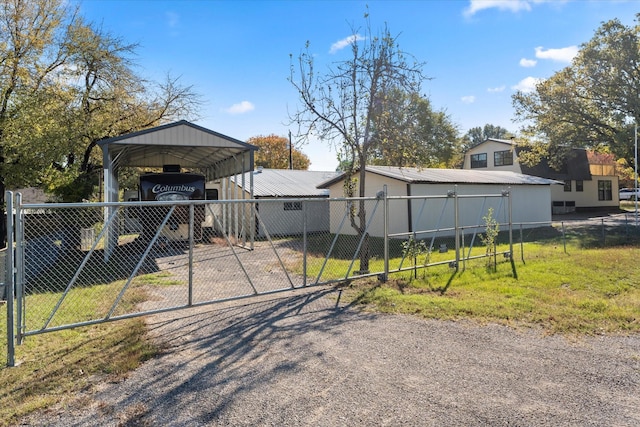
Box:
[340,241,640,335]
[0,316,157,426]
[0,274,166,426]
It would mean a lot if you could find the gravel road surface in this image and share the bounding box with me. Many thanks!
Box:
[19,286,640,426]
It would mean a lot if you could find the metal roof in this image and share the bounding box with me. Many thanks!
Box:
[486,138,515,145]
[98,120,257,179]
[232,168,340,197]
[319,166,561,188]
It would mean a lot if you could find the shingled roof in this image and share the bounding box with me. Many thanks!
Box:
[516,147,593,181]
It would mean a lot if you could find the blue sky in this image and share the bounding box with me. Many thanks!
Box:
[75,0,639,171]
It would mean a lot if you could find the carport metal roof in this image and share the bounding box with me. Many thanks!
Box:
[98,120,257,181]
[98,120,258,259]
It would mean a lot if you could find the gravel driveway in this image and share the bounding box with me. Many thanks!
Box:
[21,286,640,426]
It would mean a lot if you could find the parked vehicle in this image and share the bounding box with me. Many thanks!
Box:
[619,187,640,201]
[135,167,206,241]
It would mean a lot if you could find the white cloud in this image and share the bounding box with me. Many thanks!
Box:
[535,46,578,63]
[519,58,537,67]
[165,11,180,28]
[329,34,365,54]
[512,76,542,93]
[464,0,533,17]
[487,85,506,93]
[461,95,476,104]
[224,101,255,114]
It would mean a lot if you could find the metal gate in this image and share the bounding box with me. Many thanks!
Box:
[4,188,515,366]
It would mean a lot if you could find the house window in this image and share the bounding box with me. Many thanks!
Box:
[284,201,302,211]
[598,180,612,201]
[470,153,487,168]
[576,180,584,192]
[494,150,513,166]
[564,180,572,192]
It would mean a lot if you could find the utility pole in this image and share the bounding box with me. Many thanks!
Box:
[288,130,293,170]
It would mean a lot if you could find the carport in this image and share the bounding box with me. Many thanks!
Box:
[98,120,257,257]
[99,120,257,202]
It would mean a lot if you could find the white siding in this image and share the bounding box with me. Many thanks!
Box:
[552,177,619,210]
[256,199,330,237]
[464,140,520,173]
[325,172,552,238]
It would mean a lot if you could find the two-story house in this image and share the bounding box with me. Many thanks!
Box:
[463,138,619,213]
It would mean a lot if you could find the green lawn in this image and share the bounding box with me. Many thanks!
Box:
[339,240,640,335]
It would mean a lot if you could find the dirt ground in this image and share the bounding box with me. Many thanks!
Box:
[18,285,640,427]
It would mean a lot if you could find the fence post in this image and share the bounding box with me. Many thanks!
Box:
[520,223,525,263]
[303,200,308,287]
[453,185,460,272]
[188,203,194,306]
[460,228,466,271]
[382,185,389,282]
[562,222,567,254]
[15,192,23,345]
[6,192,14,367]
[507,188,513,258]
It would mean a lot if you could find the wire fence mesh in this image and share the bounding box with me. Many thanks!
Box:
[3,190,640,366]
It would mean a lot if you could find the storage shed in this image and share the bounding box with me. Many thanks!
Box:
[318,166,560,238]
[209,168,340,237]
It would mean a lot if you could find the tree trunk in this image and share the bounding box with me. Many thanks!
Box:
[357,164,369,274]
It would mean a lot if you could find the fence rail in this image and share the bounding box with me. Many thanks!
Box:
[4,189,640,366]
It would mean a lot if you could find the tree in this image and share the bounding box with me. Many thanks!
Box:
[2,11,201,203]
[248,134,310,170]
[512,16,640,168]
[289,15,425,273]
[0,0,74,246]
[0,0,202,248]
[368,89,459,168]
[465,124,513,147]
[41,20,201,202]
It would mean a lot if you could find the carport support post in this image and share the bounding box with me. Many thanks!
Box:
[102,149,119,262]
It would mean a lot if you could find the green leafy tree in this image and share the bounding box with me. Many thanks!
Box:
[0,0,202,247]
[480,207,500,271]
[249,134,311,170]
[0,0,75,246]
[3,14,201,203]
[466,124,513,147]
[401,236,429,279]
[368,89,459,167]
[512,16,640,168]
[289,13,426,273]
[44,21,201,202]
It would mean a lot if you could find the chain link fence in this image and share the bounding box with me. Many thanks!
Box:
[4,190,640,365]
